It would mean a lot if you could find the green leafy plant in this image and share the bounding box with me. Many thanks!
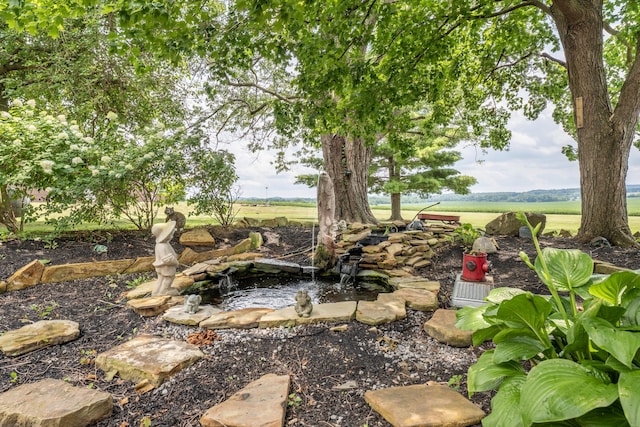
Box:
[9,371,18,383]
[30,301,58,319]
[450,223,483,251]
[287,392,302,409]
[456,212,640,426]
[447,374,463,391]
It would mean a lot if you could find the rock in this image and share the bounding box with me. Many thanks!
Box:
[423,309,473,347]
[393,288,438,311]
[126,296,175,316]
[162,304,222,326]
[41,259,135,283]
[201,308,275,329]
[178,247,234,265]
[201,374,290,427]
[0,378,112,427]
[356,295,406,325]
[253,258,301,274]
[471,237,498,254]
[0,320,80,356]
[122,256,155,274]
[233,237,252,254]
[179,228,215,247]
[365,382,485,427]
[559,229,573,237]
[485,212,546,236]
[388,277,440,292]
[249,231,263,249]
[6,259,45,291]
[259,301,357,328]
[96,335,203,387]
[342,229,372,243]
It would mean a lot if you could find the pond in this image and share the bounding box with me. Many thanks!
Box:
[203,274,387,311]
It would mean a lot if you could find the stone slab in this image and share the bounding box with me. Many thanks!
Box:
[0,320,80,356]
[162,304,222,326]
[96,334,203,386]
[259,301,357,328]
[388,277,441,292]
[365,382,485,427]
[356,298,406,326]
[179,228,216,247]
[201,308,274,329]
[393,288,438,311]
[7,259,45,291]
[200,374,290,427]
[41,259,134,283]
[126,296,173,316]
[121,256,155,274]
[0,378,112,427]
[423,309,473,348]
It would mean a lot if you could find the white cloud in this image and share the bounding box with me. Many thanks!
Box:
[230,109,640,198]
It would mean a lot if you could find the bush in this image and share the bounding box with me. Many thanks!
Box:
[456,213,640,426]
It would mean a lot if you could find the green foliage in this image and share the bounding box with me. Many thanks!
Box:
[450,223,483,250]
[456,213,640,426]
[186,149,240,227]
[30,300,58,319]
[287,392,302,409]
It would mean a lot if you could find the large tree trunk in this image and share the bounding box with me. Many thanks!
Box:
[388,156,403,221]
[321,134,377,224]
[551,2,640,246]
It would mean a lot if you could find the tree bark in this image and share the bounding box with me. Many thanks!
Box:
[388,156,403,221]
[550,1,640,246]
[314,171,336,269]
[321,134,378,224]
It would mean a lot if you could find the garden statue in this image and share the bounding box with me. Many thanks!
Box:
[164,207,186,233]
[184,294,202,314]
[294,290,313,318]
[151,220,180,296]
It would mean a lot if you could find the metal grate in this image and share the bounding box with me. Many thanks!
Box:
[451,274,494,308]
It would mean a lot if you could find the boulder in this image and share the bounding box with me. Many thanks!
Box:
[485,212,546,236]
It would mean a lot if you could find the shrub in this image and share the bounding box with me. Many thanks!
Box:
[456,212,640,426]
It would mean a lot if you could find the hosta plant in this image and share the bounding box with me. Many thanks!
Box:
[456,212,640,427]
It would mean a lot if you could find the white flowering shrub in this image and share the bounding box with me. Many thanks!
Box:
[0,100,101,232]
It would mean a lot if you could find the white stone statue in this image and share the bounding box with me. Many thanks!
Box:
[151,220,180,296]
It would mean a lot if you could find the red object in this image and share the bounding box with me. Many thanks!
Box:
[417,213,461,223]
[461,252,490,282]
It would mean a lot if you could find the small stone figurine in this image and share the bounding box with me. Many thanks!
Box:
[184,294,202,314]
[294,290,313,318]
[151,220,180,297]
[164,207,186,233]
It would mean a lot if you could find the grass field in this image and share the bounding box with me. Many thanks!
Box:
[4,200,640,236]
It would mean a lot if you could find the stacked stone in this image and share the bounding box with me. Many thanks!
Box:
[337,222,457,274]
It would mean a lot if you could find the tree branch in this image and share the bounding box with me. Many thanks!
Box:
[470,1,549,19]
[223,76,299,103]
[540,51,566,68]
[612,34,640,130]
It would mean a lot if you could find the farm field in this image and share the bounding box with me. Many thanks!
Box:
[5,200,640,236]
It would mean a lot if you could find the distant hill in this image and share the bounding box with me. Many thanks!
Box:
[241,185,640,204]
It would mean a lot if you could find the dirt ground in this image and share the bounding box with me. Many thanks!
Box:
[1,226,639,427]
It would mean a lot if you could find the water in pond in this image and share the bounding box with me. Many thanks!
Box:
[205,275,384,311]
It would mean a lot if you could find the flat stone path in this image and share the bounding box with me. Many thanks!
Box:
[0,319,80,356]
[0,378,112,427]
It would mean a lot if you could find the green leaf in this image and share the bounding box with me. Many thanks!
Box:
[619,370,640,426]
[589,271,640,306]
[493,328,549,363]
[486,286,527,304]
[496,293,552,332]
[467,350,525,394]
[455,304,492,331]
[482,376,526,427]
[576,404,630,427]
[583,317,640,369]
[534,247,593,291]
[520,359,619,425]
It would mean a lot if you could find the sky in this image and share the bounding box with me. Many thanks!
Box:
[229,109,640,199]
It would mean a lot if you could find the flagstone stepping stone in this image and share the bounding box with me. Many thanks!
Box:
[126,296,178,316]
[200,308,274,329]
[179,228,216,246]
[365,382,485,427]
[0,378,112,427]
[0,320,80,356]
[393,288,438,311]
[356,295,406,326]
[259,301,357,328]
[96,334,203,387]
[423,309,473,348]
[162,304,222,326]
[200,374,290,427]
[6,259,45,291]
[41,259,135,283]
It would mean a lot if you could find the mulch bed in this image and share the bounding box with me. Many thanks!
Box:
[1,226,639,426]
